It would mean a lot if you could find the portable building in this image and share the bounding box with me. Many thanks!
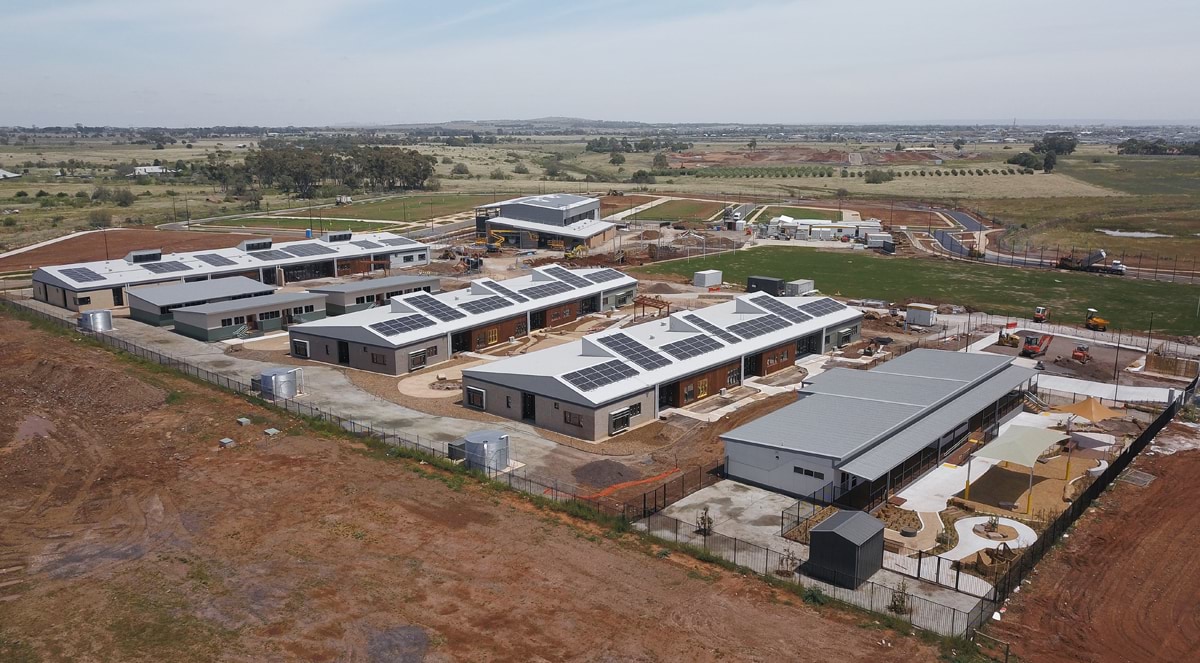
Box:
[785,279,816,296]
[906,303,937,327]
[746,276,786,296]
[693,270,723,288]
[808,511,885,588]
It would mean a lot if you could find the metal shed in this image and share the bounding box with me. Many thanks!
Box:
[807,510,885,588]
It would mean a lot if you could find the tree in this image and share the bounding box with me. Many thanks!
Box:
[953,138,965,150]
[543,161,563,177]
[1005,152,1044,170]
[747,139,757,151]
[652,152,669,169]
[609,152,625,165]
[1042,151,1057,173]
[629,170,655,184]
[113,188,136,207]
[1032,133,1078,155]
[835,188,850,201]
[440,156,453,164]
[895,142,904,152]
[451,163,470,175]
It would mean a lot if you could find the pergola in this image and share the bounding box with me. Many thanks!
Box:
[967,425,1068,514]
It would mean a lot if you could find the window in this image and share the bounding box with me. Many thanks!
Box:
[485,328,498,345]
[550,309,561,322]
[292,339,310,358]
[466,387,486,409]
[564,411,583,427]
[408,350,427,370]
[403,254,414,263]
[793,467,825,480]
[696,378,709,399]
[629,403,641,416]
[304,305,314,313]
[221,318,233,327]
[355,296,367,305]
[684,383,695,403]
[427,345,438,357]
[234,315,246,325]
[609,409,632,434]
[292,306,304,315]
[726,368,741,387]
[371,353,387,366]
[76,296,92,305]
[506,396,512,409]
[515,321,528,336]
[259,310,280,321]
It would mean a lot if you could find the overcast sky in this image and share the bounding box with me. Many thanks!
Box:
[3,0,1196,127]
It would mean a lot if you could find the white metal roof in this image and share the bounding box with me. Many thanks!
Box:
[173,291,325,316]
[290,266,638,348]
[125,275,275,307]
[488,216,615,239]
[481,193,596,211]
[32,231,428,292]
[464,294,863,408]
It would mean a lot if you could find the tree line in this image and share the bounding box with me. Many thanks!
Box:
[243,145,436,198]
[1118,138,1200,156]
[584,136,693,153]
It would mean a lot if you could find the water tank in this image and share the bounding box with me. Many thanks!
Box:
[456,430,510,472]
[78,309,113,333]
[259,367,303,399]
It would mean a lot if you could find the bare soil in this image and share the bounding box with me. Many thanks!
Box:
[669,147,850,167]
[991,425,1200,662]
[982,334,1175,387]
[599,194,655,217]
[0,228,293,272]
[0,314,939,662]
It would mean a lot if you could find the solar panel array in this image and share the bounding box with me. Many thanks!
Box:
[597,333,672,370]
[60,267,105,283]
[750,295,813,323]
[562,360,640,392]
[248,249,295,261]
[405,293,466,321]
[141,261,192,274]
[457,296,511,315]
[351,240,382,249]
[482,280,528,303]
[521,281,573,299]
[728,314,791,339]
[542,266,591,288]
[285,243,337,257]
[379,237,416,247]
[368,314,436,337]
[660,334,724,360]
[798,298,847,317]
[682,314,740,345]
[583,268,625,283]
[195,253,237,267]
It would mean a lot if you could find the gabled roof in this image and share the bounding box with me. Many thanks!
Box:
[125,275,275,307]
[811,510,884,545]
[488,216,615,239]
[306,274,439,295]
[172,291,324,316]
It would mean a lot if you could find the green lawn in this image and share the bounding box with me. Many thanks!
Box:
[628,199,726,221]
[633,246,1200,334]
[756,206,842,222]
[307,194,499,221]
[1057,156,1200,196]
[203,217,402,232]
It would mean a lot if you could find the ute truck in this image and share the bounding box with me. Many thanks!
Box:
[1057,249,1126,275]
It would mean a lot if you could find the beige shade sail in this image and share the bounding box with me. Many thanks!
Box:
[973,425,1068,468]
[1055,397,1121,423]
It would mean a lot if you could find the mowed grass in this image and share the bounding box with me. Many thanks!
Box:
[628,199,725,221]
[633,247,1200,335]
[756,206,843,221]
[203,217,402,232]
[1056,156,1200,196]
[303,194,498,221]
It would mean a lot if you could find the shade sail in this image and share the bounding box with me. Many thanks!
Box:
[1055,397,1121,423]
[973,425,1068,468]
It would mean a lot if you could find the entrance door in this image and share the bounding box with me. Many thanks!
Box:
[451,331,471,354]
[745,354,762,377]
[521,392,536,420]
[112,287,124,306]
[336,341,350,365]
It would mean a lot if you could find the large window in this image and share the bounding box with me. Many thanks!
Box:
[370,353,387,366]
[292,340,310,358]
[564,411,583,427]
[793,467,825,480]
[259,310,281,321]
[486,328,499,345]
[409,350,427,371]
[465,387,486,409]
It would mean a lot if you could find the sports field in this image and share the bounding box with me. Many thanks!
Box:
[628,199,725,221]
[634,247,1200,335]
[202,217,402,232]
[756,206,842,221]
[300,194,498,221]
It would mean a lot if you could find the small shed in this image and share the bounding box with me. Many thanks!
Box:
[807,511,885,589]
[906,303,938,328]
[747,275,786,296]
[693,269,722,288]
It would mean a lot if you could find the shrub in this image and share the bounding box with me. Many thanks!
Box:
[440,156,453,164]
[513,163,529,174]
[74,190,88,198]
[488,168,509,180]
[87,209,113,227]
[2,218,15,227]
[14,190,28,198]
[450,163,470,175]
[113,188,136,207]
[35,190,49,197]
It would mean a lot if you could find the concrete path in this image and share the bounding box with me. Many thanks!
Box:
[1036,374,1174,404]
[943,517,1038,561]
[895,458,1001,513]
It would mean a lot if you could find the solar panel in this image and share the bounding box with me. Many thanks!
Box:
[750,295,813,323]
[60,267,105,283]
[351,240,382,249]
[596,333,672,370]
[458,296,512,315]
[141,261,192,274]
[520,281,574,299]
[797,298,847,317]
[379,237,417,247]
[582,268,625,284]
[368,314,436,337]
[482,280,528,303]
[562,360,640,392]
[285,243,337,257]
[405,293,466,321]
[728,314,791,339]
[660,335,724,360]
[195,253,237,267]
[682,314,740,345]
[542,266,591,288]
[248,249,295,261]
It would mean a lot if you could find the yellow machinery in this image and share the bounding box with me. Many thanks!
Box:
[1085,308,1109,332]
[996,331,1020,348]
[547,239,565,251]
[565,244,589,259]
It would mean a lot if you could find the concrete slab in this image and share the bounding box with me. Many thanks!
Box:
[657,480,799,546]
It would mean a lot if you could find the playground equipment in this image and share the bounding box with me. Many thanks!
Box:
[1085,308,1109,332]
[1033,306,1049,323]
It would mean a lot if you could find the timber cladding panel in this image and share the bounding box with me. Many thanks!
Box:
[671,359,742,406]
[470,313,529,351]
[757,340,797,376]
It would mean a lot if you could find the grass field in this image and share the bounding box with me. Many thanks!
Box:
[1056,156,1200,196]
[756,206,842,221]
[300,194,499,221]
[633,247,1200,335]
[201,217,403,232]
[628,199,725,221]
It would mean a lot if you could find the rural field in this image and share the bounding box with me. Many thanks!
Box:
[0,312,941,662]
[628,198,725,221]
[756,206,843,221]
[201,217,402,232]
[634,246,1200,335]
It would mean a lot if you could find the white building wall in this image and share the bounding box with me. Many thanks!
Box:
[724,440,836,497]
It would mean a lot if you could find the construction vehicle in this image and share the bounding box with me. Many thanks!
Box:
[564,244,589,259]
[607,190,624,197]
[997,331,1020,348]
[1021,333,1054,358]
[1033,306,1049,323]
[1085,308,1109,332]
[1071,344,1093,364]
[1057,249,1127,275]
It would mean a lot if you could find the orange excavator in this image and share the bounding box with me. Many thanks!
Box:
[1021,333,1054,358]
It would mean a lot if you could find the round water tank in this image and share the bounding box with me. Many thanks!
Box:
[461,430,509,472]
[78,309,113,333]
[260,367,302,399]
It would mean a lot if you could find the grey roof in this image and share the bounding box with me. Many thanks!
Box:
[803,369,963,407]
[173,291,324,316]
[482,193,595,210]
[126,276,274,307]
[461,430,509,445]
[870,349,1012,383]
[305,274,439,295]
[812,510,884,545]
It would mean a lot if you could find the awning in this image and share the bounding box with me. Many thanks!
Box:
[973,425,1067,468]
[1054,397,1121,423]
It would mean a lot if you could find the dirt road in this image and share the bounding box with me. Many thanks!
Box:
[0,314,938,662]
[991,423,1200,662]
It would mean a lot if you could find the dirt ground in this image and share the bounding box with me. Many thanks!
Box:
[668,147,850,167]
[599,194,656,217]
[991,423,1200,662]
[0,229,294,273]
[0,314,940,662]
[982,333,1175,387]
